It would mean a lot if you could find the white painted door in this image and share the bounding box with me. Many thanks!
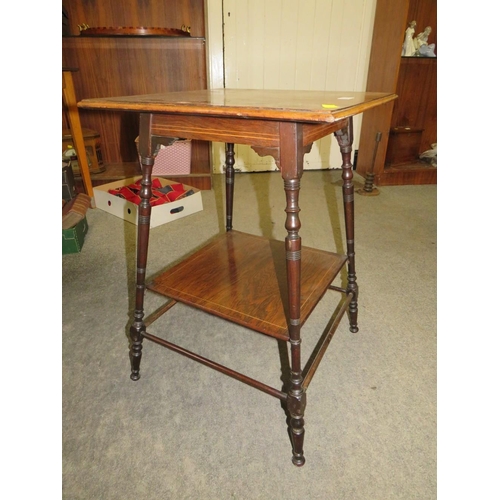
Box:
[207,0,376,173]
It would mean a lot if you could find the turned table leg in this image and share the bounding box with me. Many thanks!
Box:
[130,114,155,380]
[225,143,235,231]
[334,117,359,333]
[284,176,306,467]
[279,122,307,466]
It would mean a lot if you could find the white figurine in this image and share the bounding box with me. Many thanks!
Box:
[414,26,432,52]
[402,21,417,56]
[419,43,436,57]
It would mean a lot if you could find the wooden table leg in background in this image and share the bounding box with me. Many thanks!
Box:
[334,117,359,333]
[225,143,235,231]
[62,69,95,205]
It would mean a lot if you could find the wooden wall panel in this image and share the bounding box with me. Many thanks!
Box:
[387,0,437,159]
[406,0,437,54]
[362,0,409,93]
[356,0,438,185]
[62,0,206,37]
[391,58,436,131]
[419,59,437,153]
[63,37,208,164]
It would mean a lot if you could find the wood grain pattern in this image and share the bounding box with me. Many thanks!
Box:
[356,0,437,185]
[356,0,409,180]
[392,58,436,154]
[79,89,397,123]
[146,231,348,340]
[62,35,211,189]
[62,0,206,38]
[63,37,208,162]
[152,116,350,152]
[62,0,210,189]
[407,0,437,52]
[62,70,95,201]
[113,86,389,465]
[376,163,437,185]
[79,27,190,37]
[151,114,281,147]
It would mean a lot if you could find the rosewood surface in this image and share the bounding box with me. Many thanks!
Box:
[78,88,396,467]
[79,88,396,123]
[147,230,348,341]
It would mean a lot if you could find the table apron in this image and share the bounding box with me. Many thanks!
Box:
[150,113,349,149]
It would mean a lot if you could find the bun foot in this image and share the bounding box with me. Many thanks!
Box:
[292,454,306,467]
[130,372,141,381]
[350,325,359,333]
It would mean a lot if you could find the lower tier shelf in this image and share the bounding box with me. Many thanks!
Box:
[147,230,348,341]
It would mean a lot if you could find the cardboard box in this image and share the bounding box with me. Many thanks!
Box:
[94,176,203,228]
[63,216,89,254]
[135,138,191,176]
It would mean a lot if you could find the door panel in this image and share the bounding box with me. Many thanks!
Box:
[212,0,376,172]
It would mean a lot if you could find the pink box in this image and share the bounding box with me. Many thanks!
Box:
[136,138,192,176]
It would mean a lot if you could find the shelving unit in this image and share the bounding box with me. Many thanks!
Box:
[356,0,437,186]
[61,0,212,190]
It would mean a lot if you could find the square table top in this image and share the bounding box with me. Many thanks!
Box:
[78,88,396,123]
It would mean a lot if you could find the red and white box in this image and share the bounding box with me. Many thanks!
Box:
[135,138,192,176]
[94,176,203,228]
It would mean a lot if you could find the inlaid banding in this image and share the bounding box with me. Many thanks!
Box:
[141,156,155,166]
[286,250,301,261]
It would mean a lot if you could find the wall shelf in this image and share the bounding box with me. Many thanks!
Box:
[62,0,212,190]
[356,0,437,186]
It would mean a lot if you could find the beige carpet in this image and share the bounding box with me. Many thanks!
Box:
[62,170,436,499]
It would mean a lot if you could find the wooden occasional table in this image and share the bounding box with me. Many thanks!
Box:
[78,89,396,466]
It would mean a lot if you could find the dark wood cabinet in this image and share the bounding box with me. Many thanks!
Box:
[356,0,437,186]
[62,0,212,190]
